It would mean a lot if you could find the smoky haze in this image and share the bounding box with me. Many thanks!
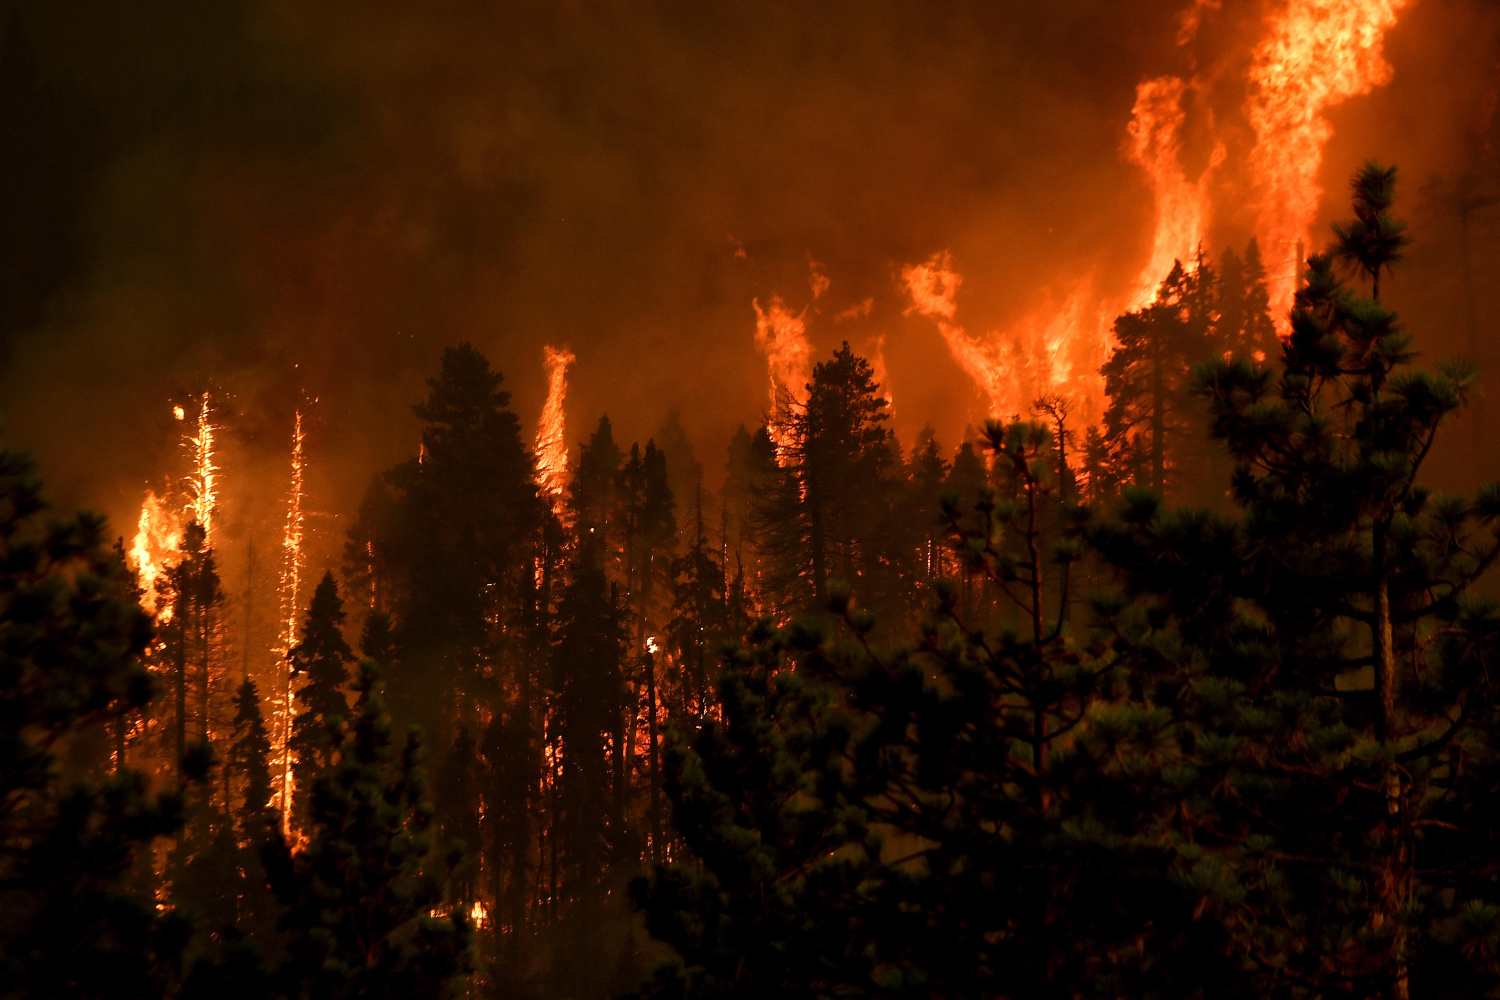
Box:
[1,0,1497,586]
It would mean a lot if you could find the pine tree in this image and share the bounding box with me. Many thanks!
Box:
[349,343,543,748]
[904,428,950,580]
[1240,239,1278,361]
[228,678,278,940]
[1100,256,1217,494]
[161,522,225,787]
[482,697,534,974]
[632,498,1222,998]
[721,425,774,608]
[1094,162,1500,998]
[549,548,627,990]
[287,572,354,839]
[359,610,396,667]
[232,679,274,836]
[0,444,199,998]
[569,416,625,576]
[616,438,677,869]
[753,343,896,612]
[261,661,474,999]
[438,727,480,905]
[666,499,727,720]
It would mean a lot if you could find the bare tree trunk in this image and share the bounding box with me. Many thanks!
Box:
[1372,524,1408,1000]
[647,648,661,865]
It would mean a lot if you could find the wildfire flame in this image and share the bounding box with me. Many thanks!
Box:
[898,0,1407,435]
[535,345,576,500]
[1125,75,1225,308]
[187,393,218,545]
[129,492,183,619]
[1247,0,1409,320]
[277,411,306,835]
[752,260,831,458]
[901,253,1110,433]
[752,295,811,453]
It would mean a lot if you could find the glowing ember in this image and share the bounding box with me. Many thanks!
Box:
[535,345,576,500]
[173,405,185,421]
[1125,75,1224,308]
[366,539,377,610]
[276,411,306,835]
[1246,0,1409,322]
[129,491,183,618]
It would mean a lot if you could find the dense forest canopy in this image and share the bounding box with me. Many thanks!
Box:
[5,160,1500,1000]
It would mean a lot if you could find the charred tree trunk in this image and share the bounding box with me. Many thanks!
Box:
[1371,522,1409,1000]
[646,648,660,865]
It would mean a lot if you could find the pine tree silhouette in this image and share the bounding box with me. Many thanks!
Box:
[1094,162,1500,998]
[1101,257,1217,494]
[287,571,354,839]
[262,661,474,999]
[0,445,199,998]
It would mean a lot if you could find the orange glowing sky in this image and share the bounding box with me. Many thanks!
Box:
[1,0,1496,587]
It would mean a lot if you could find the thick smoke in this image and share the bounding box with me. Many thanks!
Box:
[1,0,1498,590]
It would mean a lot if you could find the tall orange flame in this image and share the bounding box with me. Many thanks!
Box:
[752,261,829,458]
[535,345,575,500]
[276,411,306,836]
[188,393,218,544]
[1125,75,1225,308]
[901,253,1110,433]
[1247,0,1409,321]
[902,70,1224,434]
[129,491,183,618]
[752,295,811,452]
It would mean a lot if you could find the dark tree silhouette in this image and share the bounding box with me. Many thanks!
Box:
[287,572,354,839]
[0,445,199,999]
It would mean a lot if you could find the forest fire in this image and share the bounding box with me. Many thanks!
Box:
[188,392,217,545]
[535,345,575,500]
[753,293,813,456]
[276,411,306,833]
[901,252,1110,432]
[128,491,182,618]
[127,397,219,619]
[1125,75,1223,310]
[894,0,1409,433]
[6,3,1490,1000]
[1248,0,1410,320]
